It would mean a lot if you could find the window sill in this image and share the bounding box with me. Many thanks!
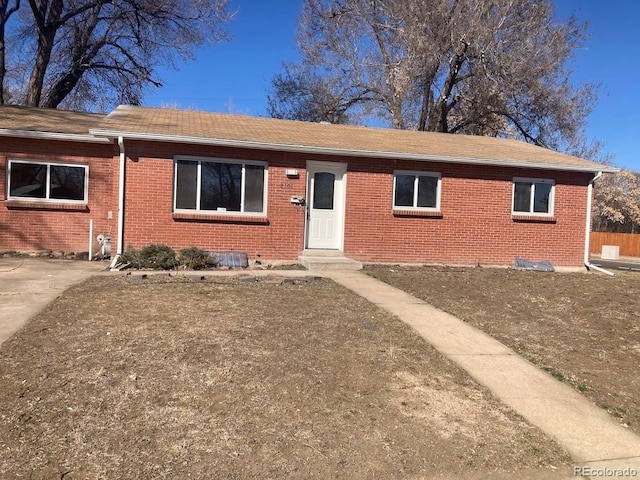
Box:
[172,212,270,224]
[393,209,443,218]
[512,214,556,223]
[5,200,89,211]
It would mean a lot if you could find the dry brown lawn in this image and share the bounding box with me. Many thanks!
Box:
[366,265,640,435]
[0,274,571,479]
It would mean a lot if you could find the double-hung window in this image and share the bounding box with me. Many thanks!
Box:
[512,178,554,215]
[7,160,88,203]
[174,156,267,214]
[393,171,441,211]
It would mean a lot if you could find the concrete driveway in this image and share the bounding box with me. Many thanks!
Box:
[590,255,640,272]
[0,258,107,345]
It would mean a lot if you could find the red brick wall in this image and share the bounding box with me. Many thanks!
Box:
[2,135,592,266]
[0,137,117,254]
[343,158,591,266]
[121,141,308,259]
[120,141,591,267]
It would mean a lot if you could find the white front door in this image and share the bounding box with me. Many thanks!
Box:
[306,161,347,250]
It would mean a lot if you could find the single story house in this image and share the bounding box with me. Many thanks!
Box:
[0,104,617,268]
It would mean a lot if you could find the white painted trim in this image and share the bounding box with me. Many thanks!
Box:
[0,128,111,144]
[511,177,555,216]
[584,172,614,275]
[89,129,619,174]
[305,161,347,250]
[392,170,441,211]
[116,136,126,255]
[7,158,89,204]
[172,155,268,216]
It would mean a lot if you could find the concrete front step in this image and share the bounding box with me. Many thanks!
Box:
[298,252,363,271]
[300,249,346,257]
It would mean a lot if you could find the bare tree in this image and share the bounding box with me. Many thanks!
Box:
[0,0,20,104]
[267,63,374,124]
[2,0,232,110]
[269,0,595,151]
[593,170,640,233]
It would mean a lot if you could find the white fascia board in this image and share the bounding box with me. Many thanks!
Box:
[89,129,620,174]
[0,128,112,144]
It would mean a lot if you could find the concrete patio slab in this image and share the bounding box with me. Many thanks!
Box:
[0,258,107,346]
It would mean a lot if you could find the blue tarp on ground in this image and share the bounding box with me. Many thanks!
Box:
[209,251,249,268]
[514,257,555,272]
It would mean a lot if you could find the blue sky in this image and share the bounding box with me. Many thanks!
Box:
[145,1,640,172]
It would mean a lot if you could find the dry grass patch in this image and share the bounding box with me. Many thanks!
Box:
[366,265,640,435]
[0,275,569,479]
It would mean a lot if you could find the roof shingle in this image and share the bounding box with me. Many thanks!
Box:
[0,105,105,136]
[91,105,613,173]
[0,104,615,173]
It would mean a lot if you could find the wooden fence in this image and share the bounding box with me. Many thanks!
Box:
[590,232,640,257]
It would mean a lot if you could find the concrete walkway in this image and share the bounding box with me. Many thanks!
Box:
[0,258,107,345]
[3,259,639,478]
[325,270,640,480]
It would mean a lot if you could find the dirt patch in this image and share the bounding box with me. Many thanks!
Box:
[366,265,640,434]
[0,275,569,479]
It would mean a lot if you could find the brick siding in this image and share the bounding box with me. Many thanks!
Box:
[2,137,592,266]
[344,158,590,266]
[0,138,117,254]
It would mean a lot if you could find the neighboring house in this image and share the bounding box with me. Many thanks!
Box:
[0,105,617,267]
[0,106,115,255]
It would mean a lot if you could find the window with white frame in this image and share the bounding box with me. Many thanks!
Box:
[174,157,267,214]
[8,160,88,202]
[393,171,441,210]
[512,178,554,215]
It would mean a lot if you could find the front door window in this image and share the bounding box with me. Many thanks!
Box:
[313,172,335,210]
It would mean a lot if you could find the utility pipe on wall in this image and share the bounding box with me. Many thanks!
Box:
[88,219,94,261]
[584,171,614,276]
[116,136,126,257]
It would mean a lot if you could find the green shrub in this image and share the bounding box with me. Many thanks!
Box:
[119,244,177,270]
[139,244,176,269]
[179,247,217,270]
[119,246,142,269]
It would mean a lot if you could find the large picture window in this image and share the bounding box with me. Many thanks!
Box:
[393,171,441,210]
[8,160,88,202]
[512,178,554,215]
[174,157,266,214]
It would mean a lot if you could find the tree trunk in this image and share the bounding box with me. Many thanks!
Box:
[25,30,55,106]
[0,0,20,105]
[417,66,439,131]
[26,0,63,106]
[0,22,6,104]
[434,50,467,132]
[41,67,83,108]
[42,17,102,108]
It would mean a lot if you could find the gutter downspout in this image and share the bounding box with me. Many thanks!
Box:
[584,171,614,276]
[115,136,126,259]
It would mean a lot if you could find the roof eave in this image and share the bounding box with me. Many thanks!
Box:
[0,128,112,144]
[89,129,620,174]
